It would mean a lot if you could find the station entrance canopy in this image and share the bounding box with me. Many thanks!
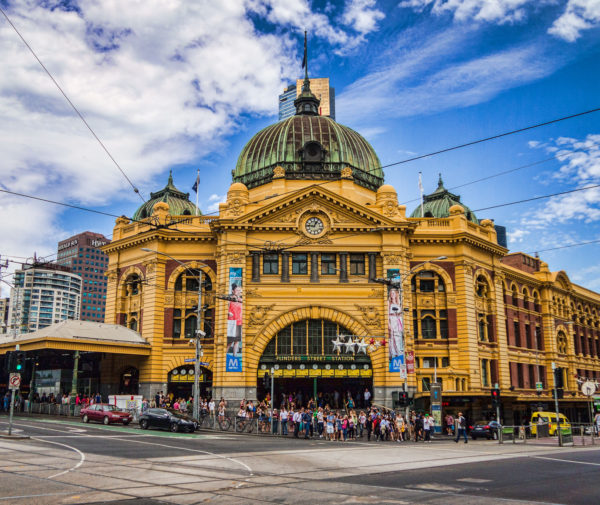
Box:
[0,320,150,356]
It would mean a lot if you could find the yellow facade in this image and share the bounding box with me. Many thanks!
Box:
[102,173,600,420]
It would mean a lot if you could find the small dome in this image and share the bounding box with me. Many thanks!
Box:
[377,184,397,195]
[133,171,199,220]
[411,174,478,223]
[228,182,248,192]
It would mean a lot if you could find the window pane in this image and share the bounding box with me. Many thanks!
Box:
[308,320,322,354]
[420,279,434,292]
[263,254,279,275]
[349,254,365,275]
[440,319,448,338]
[184,316,197,338]
[292,254,308,275]
[292,321,307,354]
[277,327,291,355]
[321,254,336,275]
[173,318,181,338]
[421,317,436,338]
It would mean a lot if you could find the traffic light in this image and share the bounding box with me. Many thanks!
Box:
[553,367,564,388]
[263,373,271,390]
[398,391,408,406]
[491,388,501,407]
[15,352,24,372]
[3,351,14,374]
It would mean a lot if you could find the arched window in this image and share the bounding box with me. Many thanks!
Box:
[511,285,519,306]
[125,274,141,296]
[411,270,445,293]
[128,314,138,332]
[476,275,490,298]
[421,314,436,339]
[262,319,352,356]
[479,318,487,341]
[171,268,214,340]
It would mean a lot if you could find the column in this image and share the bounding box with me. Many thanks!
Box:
[310,252,319,283]
[339,252,348,283]
[281,252,290,283]
[251,251,261,282]
[368,253,377,282]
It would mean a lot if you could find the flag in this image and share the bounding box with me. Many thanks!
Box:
[192,172,200,193]
[301,31,307,69]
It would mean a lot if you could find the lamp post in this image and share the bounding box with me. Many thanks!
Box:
[141,248,209,421]
[373,256,447,409]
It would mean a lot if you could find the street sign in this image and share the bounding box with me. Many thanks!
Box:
[536,382,543,391]
[183,359,210,366]
[9,373,21,389]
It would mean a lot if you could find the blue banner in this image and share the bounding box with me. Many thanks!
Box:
[387,268,406,376]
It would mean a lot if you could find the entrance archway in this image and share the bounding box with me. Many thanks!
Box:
[257,318,373,409]
[168,365,213,400]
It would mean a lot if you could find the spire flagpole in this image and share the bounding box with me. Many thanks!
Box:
[418,171,424,218]
[302,30,308,80]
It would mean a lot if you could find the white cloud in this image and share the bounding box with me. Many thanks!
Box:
[342,0,385,34]
[398,0,539,24]
[0,0,373,276]
[549,0,600,42]
[206,193,226,214]
[508,228,530,243]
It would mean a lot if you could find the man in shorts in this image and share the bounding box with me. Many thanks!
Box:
[326,411,335,440]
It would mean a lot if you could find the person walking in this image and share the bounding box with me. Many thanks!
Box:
[423,414,432,442]
[454,411,468,443]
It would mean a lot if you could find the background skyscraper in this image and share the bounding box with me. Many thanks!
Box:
[278,78,335,120]
[57,231,110,322]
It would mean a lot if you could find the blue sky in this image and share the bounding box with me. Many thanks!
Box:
[0,0,599,295]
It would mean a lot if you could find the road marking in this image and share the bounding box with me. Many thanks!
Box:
[531,455,600,466]
[457,477,492,483]
[32,437,86,479]
[0,492,71,501]
[410,483,464,492]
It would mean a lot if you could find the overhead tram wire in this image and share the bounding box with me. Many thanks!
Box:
[473,183,600,213]
[527,239,600,254]
[0,7,145,203]
[367,106,600,175]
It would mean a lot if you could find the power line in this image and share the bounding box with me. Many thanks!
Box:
[0,6,145,202]
[528,239,600,255]
[374,106,600,173]
[473,183,600,213]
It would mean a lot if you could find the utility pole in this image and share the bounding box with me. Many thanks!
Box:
[193,270,204,421]
[552,362,562,447]
[270,366,275,434]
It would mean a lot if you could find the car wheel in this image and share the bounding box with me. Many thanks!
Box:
[123,420,130,426]
[140,419,149,430]
[103,416,110,425]
[82,414,89,423]
[170,422,179,433]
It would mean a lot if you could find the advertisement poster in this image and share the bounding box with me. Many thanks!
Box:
[226,267,243,372]
[387,268,407,377]
[406,351,415,374]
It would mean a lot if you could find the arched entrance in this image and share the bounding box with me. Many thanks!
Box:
[119,367,139,395]
[258,318,373,409]
[168,366,213,400]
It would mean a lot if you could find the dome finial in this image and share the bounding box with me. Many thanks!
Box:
[168,170,174,187]
[294,31,320,116]
[437,173,444,190]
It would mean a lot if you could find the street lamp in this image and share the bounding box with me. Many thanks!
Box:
[141,248,209,421]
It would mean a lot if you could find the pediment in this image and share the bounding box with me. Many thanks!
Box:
[231,186,402,230]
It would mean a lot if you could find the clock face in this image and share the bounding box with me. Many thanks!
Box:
[305,217,324,235]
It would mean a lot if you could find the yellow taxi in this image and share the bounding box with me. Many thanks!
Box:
[530,411,570,436]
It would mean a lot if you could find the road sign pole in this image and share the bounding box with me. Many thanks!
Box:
[8,388,15,436]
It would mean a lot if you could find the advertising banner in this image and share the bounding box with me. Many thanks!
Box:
[406,351,415,374]
[226,267,243,372]
[387,269,407,377]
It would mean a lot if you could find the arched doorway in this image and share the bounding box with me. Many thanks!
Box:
[168,366,213,400]
[258,318,373,409]
[119,367,139,395]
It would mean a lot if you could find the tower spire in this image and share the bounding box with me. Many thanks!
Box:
[294,31,320,116]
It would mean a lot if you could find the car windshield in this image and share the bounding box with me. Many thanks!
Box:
[167,409,188,419]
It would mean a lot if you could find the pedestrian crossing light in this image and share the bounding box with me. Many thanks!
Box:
[491,388,501,407]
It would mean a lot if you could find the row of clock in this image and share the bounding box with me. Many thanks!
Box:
[260,363,370,371]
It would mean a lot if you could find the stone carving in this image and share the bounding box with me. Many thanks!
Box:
[226,251,247,263]
[164,293,174,305]
[368,288,384,298]
[273,166,285,179]
[382,200,398,217]
[248,304,275,327]
[229,198,244,217]
[341,166,353,179]
[355,305,380,327]
[382,253,402,265]
[245,287,262,298]
[145,262,155,275]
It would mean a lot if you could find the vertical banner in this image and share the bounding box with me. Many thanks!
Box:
[387,268,407,377]
[226,267,243,372]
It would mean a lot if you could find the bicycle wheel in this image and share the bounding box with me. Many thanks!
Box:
[219,417,231,431]
[245,420,255,433]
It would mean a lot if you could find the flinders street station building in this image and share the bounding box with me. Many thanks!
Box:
[4,76,600,425]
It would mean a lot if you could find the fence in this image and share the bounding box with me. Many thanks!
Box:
[498,422,597,446]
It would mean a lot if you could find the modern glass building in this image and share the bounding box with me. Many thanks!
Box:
[278,83,297,120]
[278,78,336,121]
[8,262,81,335]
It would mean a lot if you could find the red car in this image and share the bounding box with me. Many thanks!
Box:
[80,404,132,425]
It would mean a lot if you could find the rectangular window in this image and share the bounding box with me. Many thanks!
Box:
[308,319,322,355]
[292,254,308,275]
[263,254,279,275]
[514,321,521,347]
[421,377,431,391]
[422,357,436,368]
[441,357,450,367]
[525,324,532,349]
[349,254,365,275]
[439,310,448,338]
[419,279,435,292]
[321,254,337,275]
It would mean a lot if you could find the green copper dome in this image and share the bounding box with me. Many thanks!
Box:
[233,114,384,191]
[133,171,199,220]
[410,174,478,224]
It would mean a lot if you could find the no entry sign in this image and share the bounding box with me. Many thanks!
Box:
[9,373,21,389]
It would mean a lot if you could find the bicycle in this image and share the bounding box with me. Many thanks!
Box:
[236,416,255,433]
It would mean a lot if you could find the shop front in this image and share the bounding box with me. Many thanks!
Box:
[168,365,213,400]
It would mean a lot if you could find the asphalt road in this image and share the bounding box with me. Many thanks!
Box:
[1,415,599,505]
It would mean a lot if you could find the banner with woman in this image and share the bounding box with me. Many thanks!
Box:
[387,269,407,377]
[226,267,243,372]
